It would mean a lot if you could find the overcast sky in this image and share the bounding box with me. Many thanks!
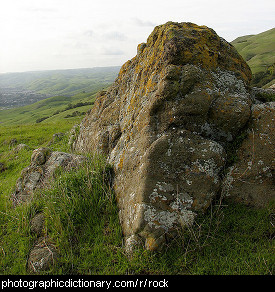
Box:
[0,0,274,73]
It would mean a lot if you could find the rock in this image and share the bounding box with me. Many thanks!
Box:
[9,138,17,148]
[11,147,86,206]
[0,162,6,173]
[251,87,275,103]
[30,213,45,236]
[13,143,30,152]
[68,124,80,149]
[27,237,57,273]
[47,133,65,146]
[222,102,275,207]
[72,22,253,252]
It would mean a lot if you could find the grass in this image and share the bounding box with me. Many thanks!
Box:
[231,27,275,88]
[26,156,125,275]
[0,119,82,205]
[0,96,274,275]
[0,67,120,97]
[0,122,274,275]
[0,91,96,126]
[231,28,275,75]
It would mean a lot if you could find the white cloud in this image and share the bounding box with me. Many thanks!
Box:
[0,0,274,73]
[102,31,128,41]
[132,18,157,27]
[102,47,125,55]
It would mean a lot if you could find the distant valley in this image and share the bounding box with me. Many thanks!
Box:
[0,66,120,109]
[0,88,49,109]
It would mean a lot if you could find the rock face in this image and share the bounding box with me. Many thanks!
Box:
[73,22,256,251]
[223,102,275,207]
[11,147,86,206]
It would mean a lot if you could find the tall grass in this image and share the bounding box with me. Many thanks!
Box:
[26,156,126,275]
[0,121,274,275]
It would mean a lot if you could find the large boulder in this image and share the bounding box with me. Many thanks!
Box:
[73,22,253,251]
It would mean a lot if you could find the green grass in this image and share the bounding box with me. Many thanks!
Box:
[0,120,274,275]
[231,28,275,74]
[0,67,120,97]
[0,91,96,126]
[0,119,81,201]
[231,27,275,87]
[0,104,274,275]
[1,161,273,275]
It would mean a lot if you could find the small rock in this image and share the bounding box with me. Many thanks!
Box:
[31,147,51,166]
[30,213,45,236]
[11,148,86,206]
[27,238,57,273]
[47,133,65,146]
[0,162,6,173]
[9,138,17,147]
[13,144,30,152]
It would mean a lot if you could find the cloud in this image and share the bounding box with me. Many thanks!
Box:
[103,31,128,41]
[25,7,58,13]
[84,30,94,37]
[132,18,156,27]
[102,47,125,55]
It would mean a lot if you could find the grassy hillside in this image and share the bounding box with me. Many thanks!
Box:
[0,67,120,109]
[0,67,119,95]
[231,28,275,87]
[25,67,119,96]
[0,116,274,275]
[0,90,98,126]
[0,121,274,275]
[0,38,274,275]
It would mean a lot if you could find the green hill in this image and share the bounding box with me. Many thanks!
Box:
[0,90,98,126]
[0,67,120,109]
[231,28,275,88]
[24,67,120,96]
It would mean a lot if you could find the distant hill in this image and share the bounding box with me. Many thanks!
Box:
[0,90,98,126]
[231,28,275,88]
[0,67,120,109]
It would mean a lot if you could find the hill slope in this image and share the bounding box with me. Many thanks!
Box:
[0,90,97,126]
[0,67,120,109]
[231,28,275,87]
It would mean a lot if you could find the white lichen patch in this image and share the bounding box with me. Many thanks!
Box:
[170,194,193,211]
[143,202,195,231]
[208,141,224,155]
[143,204,177,231]
[211,69,247,96]
[263,166,270,172]
[186,180,192,185]
[124,235,141,255]
[192,158,220,183]
[145,181,195,231]
[156,182,174,192]
[178,210,195,227]
[222,166,235,195]
[149,182,174,202]
[149,191,167,203]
